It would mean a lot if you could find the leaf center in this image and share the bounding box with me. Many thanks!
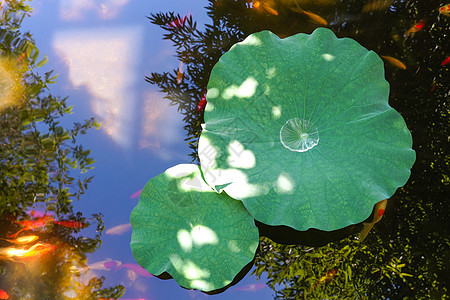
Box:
[280,118,319,152]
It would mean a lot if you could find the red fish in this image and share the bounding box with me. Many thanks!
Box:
[0,289,8,299]
[439,4,450,16]
[7,215,54,239]
[309,268,338,292]
[404,19,425,37]
[441,56,450,66]
[168,14,190,28]
[53,220,87,229]
[197,93,207,111]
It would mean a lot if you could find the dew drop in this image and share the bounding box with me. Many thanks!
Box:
[280,118,319,152]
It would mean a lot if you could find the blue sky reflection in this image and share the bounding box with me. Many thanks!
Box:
[19,1,274,299]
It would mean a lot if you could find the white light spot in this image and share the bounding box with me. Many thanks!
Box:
[183,260,210,279]
[272,106,282,119]
[237,77,258,98]
[206,88,219,98]
[222,77,258,99]
[191,225,219,247]
[321,53,335,61]
[228,240,241,253]
[227,140,256,169]
[205,102,214,112]
[222,85,238,100]
[198,137,218,169]
[266,67,276,79]
[191,279,213,290]
[241,35,261,46]
[166,164,199,178]
[275,172,295,193]
[177,229,193,252]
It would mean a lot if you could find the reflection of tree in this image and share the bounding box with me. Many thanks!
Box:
[147,0,449,298]
[0,2,124,299]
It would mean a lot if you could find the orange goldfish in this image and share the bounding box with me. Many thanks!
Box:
[381,55,406,70]
[439,4,450,16]
[0,289,8,299]
[291,3,328,26]
[404,19,425,37]
[7,215,54,239]
[309,268,338,292]
[53,220,87,229]
[253,1,279,16]
[19,243,57,259]
[359,199,388,241]
[177,61,184,84]
[0,235,39,245]
[361,0,393,12]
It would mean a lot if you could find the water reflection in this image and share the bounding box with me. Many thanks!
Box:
[53,26,143,149]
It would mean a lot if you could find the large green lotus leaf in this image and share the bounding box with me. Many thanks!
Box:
[130,164,259,292]
[199,28,415,231]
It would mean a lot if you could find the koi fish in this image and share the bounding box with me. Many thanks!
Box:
[106,223,131,235]
[359,199,388,242]
[7,215,54,239]
[404,19,425,37]
[53,220,87,229]
[291,4,328,26]
[381,55,406,70]
[0,243,57,260]
[253,1,279,16]
[168,14,190,28]
[116,263,153,277]
[441,56,450,66]
[197,93,207,111]
[0,235,39,245]
[0,289,8,299]
[86,258,122,270]
[130,189,142,199]
[439,4,450,16]
[309,268,338,292]
[19,243,57,259]
[361,0,393,13]
[177,61,184,84]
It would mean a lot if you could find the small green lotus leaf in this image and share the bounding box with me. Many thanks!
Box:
[130,164,259,292]
[199,28,415,231]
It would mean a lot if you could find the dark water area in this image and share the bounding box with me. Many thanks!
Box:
[0,0,449,299]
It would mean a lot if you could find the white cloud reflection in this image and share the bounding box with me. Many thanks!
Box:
[59,0,131,21]
[53,26,142,148]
